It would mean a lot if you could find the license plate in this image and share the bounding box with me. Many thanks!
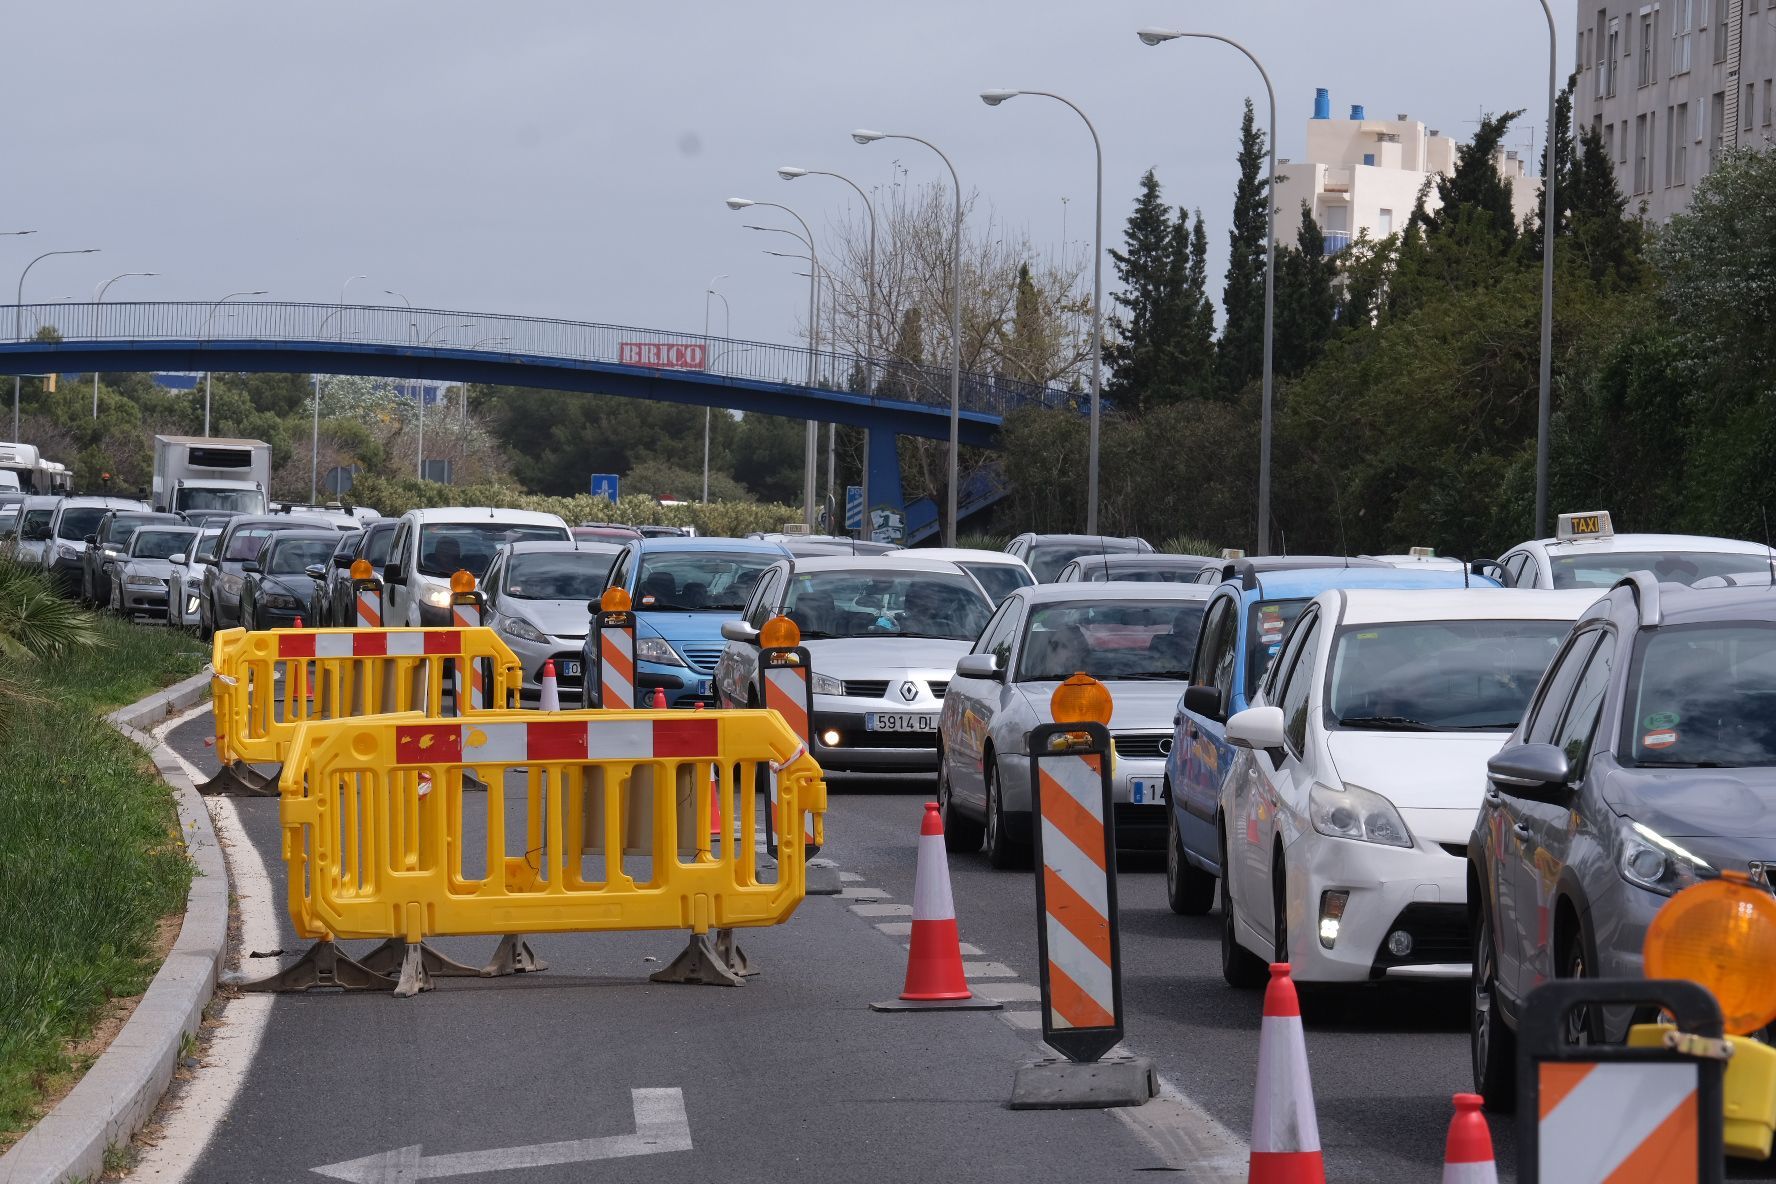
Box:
[558,660,581,677]
[1130,777,1166,805]
[866,712,937,732]
[697,678,712,696]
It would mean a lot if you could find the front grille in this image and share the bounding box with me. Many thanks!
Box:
[843,680,890,698]
[546,651,584,689]
[679,642,726,673]
[929,680,949,699]
[1370,903,1470,974]
[1113,733,1172,760]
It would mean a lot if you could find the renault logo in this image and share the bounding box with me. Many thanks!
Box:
[899,680,919,702]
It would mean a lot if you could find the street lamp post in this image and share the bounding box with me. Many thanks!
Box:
[1137,29,1278,555]
[980,90,1105,535]
[702,274,728,503]
[14,247,99,442]
[726,197,822,530]
[416,323,474,480]
[92,271,157,419]
[1531,0,1558,538]
[779,165,879,535]
[199,290,266,437]
[852,129,963,546]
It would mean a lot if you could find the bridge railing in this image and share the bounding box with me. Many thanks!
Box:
[0,301,1082,419]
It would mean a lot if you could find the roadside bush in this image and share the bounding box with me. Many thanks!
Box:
[344,475,799,538]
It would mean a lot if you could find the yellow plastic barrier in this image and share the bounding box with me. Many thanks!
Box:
[266,707,825,993]
[206,626,523,791]
[1630,1023,1776,1160]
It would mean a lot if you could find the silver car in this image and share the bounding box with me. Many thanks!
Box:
[11,496,60,568]
[167,526,222,627]
[715,556,995,774]
[938,583,1211,868]
[109,525,199,620]
[481,539,623,703]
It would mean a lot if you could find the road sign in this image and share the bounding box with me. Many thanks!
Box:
[845,485,863,530]
[618,342,707,370]
[324,465,355,494]
[590,473,619,503]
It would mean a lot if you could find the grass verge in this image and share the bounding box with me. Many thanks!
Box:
[0,609,206,1144]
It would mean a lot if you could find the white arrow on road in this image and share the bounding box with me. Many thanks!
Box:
[311,1088,692,1183]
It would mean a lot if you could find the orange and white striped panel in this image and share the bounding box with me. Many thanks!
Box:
[599,624,635,709]
[1538,1062,1698,1183]
[450,600,486,711]
[355,586,381,628]
[763,663,815,849]
[1036,750,1115,1031]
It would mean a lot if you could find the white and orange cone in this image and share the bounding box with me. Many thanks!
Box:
[651,685,668,709]
[1441,1093,1498,1183]
[1249,963,1326,1184]
[870,802,1000,1011]
[537,659,560,711]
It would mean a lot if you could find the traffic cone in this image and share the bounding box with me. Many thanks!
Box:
[651,686,667,709]
[294,615,304,629]
[869,802,1001,1012]
[537,659,560,711]
[1441,1094,1497,1183]
[1249,964,1326,1184]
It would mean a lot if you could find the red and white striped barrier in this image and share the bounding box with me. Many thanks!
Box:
[870,802,999,1012]
[1441,1093,1497,1184]
[451,591,487,712]
[595,609,636,709]
[276,629,474,658]
[1250,963,1325,1184]
[354,582,382,628]
[393,716,720,765]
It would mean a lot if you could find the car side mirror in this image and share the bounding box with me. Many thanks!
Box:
[955,653,1002,679]
[1226,705,1287,751]
[1471,559,1506,582]
[170,553,187,566]
[1487,742,1573,800]
[241,560,262,575]
[721,620,760,644]
[84,534,98,546]
[1181,684,1224,723]
[304,564,328,581]
[333,553,353,569]
[383,563,404,584]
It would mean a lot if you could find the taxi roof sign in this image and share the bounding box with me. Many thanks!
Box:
[1556,510,1614,541]
[1219,548,1246,560]
[1408,546,1436,559]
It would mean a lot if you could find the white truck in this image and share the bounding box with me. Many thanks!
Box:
[0,441,69,495]
[151,436,271,517]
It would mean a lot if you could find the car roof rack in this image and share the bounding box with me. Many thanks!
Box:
[1613,570,1662,628]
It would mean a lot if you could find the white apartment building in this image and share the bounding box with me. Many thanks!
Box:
[1574,0,1776,221]
[1275,89,1543,254]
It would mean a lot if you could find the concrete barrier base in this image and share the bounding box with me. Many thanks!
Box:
[1008,1056,1158,1111]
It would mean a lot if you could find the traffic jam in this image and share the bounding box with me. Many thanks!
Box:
[9,454,1776,1171]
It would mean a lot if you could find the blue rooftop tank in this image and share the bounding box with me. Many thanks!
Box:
[1313,88,1330,119]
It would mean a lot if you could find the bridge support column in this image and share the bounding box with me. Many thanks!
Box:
[864,425,906,545]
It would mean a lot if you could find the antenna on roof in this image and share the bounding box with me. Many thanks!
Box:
[1764,507,1774,588]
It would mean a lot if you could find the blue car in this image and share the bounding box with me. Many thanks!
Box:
[1165,562,1500,915]
[579,536,791,708]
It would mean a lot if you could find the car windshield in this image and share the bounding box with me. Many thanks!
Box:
[504,551,617,600]
[1551,551,1763,588]
[20,508,51,538]
[785,569,992,640]
[1017,599,1206,682]
[1246,599,1311,695]
[1099,564,1201,583]
[1327,619,1572,732]
[177,488,263,513]
[131,529,195,560]
[1027,538,1145,582]
[962,562,1033,606]
[1626,623,1776,767]
[363,528,395,566]
[418,523,567,578]
[633,551,780,612]
[104,517,160,548]
[267,538,336,576]
[225,528,277,562]
[57,507,110,539]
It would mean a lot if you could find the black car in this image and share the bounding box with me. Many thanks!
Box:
[81,510,180,607]
[1056,553,1220,583]
[239,531,340,630]
[306,529,362,626]
[201,513,343,637]
[311,520,395,627]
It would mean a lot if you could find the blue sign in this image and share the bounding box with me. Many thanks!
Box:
[590,473,620,503]
[845,485,863,530]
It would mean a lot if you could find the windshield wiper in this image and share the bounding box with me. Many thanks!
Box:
[1438,721,1521,731]
[1337,715,1437,732]
[1116,672,1191,681]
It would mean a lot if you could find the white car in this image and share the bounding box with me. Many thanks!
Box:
[167,526,223,627]
[9,496,60,568]
[939,582,1211,867]
[1216,587,1597,986]
[380,507,571,627]
[887,547,1034,606]
[1496,509,1774,589]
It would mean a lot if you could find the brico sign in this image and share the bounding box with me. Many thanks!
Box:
[619,342,707,370]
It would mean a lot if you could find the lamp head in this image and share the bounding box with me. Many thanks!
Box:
[725,197,755,211]
[1137,27,1182,46]
[980,89,1020,106]
[777,166,808,180]
[851,129,885,145]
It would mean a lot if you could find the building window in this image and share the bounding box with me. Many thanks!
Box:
[1606,19,1621,97]
[1748,84,1757,132]
[1635,113,1650,193]
[1597,9,1612,96]
[1674,102,1689,181]
[1639,11,1658,86]
[1764,79,1772,127]
[1711,91,1726,166]
[1605,122,1616,162]
[1378,208,1393,236]
[1674,0,1694,73]
[1715,0,1730,61]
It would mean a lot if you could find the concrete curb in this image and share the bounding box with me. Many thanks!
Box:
[0,671,223,1184]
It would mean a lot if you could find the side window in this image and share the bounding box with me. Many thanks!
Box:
[1524,629,1602,745]
[970,599,1016,656]
[745,569,783,628]
[1209,607,1240,711]
[1502,552,1530,587]
[1191,597,1233,687]
[1276,612,1322,755]
[608,547,635,593]
[388,522,410,570]
[1552,631,1617,769]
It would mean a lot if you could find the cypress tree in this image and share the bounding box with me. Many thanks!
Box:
[1218,99,1270,398]
[1274,204,1337,377]
[1177,210,1218,400]
[1106,169,1185,413]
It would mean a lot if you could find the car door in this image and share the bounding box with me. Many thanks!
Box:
[381,518,413,626]
[948,598,1020,810]
[1176,592,1239,865]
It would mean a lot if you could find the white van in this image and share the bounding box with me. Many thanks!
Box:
[381,507,570,627]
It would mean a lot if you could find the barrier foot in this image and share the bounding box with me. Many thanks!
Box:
[649,933,745,987]
[392,943,436,998]
[482,934,548,977]
[235,940,396,993]
[806,860,843,896]
[714,928,757,978]
[196,760,279,798]
[359,938,483,980]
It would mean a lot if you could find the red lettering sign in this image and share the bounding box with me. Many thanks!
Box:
[618,342,708,370]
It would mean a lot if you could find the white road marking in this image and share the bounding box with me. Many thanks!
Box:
[848,902,913,917]
[998,1010,1043,1030]
[839,886,888,898]
[873,921,912,936]
[971,981,1041,1003]
[962,961,1017,978]
[310,1087,692,1182]
[1111,1076,1249,1183]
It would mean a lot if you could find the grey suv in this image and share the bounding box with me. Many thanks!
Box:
[1468,573,1776,1109]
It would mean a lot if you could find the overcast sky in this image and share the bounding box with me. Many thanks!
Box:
[7,0,1575,348]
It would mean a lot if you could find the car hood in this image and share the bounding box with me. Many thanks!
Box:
[635,610,736,644]
[261,574,317,599]
[1325,731,1512,810]
[1015,679,1185,731]
[1602,764,1776,844]
[505,599,593,640]
[804,636,972,676]
[121,557,178,574]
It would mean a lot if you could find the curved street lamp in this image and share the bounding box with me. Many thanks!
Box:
[201,289,266,436]
[13,247,99,441]
[91,271,158,419]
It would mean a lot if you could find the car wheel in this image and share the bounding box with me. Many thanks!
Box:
[1558,920,1603,1047]
[983,757,1029,871]
[1272,854,1290,968]
[937,751,984,853]
[1472,900,1518,1111]
[1165,793,1216,915]
[1220,821,1267,988]
[109,579,122,617]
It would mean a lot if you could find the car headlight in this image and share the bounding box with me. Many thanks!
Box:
[1308,782,1413,848]
[422,585,455,609]
[812,672,844,696]
[1618,820,1710,896]
[635,636,686,666]
[57,541,81,558]
[264,593,302,610]
[499,614,550,645]
[125,573,166,589]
